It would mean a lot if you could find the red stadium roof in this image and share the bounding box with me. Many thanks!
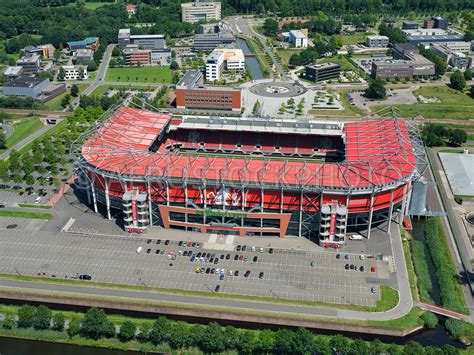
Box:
[80,107,417,190]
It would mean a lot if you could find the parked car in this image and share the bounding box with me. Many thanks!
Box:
[234,270,239,276]
[253,256,258,262]
[234,255,239,260]
[360,266,365,272]
[244,270,251,277]
[147,239,152,244]
[79,274,92,280]
[269,248,274,254]
[259,272,264,279]
[226,254,231,260]
[345,264,349,270]
[236,245,241,251]
[214,258,219,264]
[215,285,221,292]
[336,254,341,259]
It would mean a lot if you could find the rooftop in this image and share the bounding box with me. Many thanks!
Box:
[4,76,48,88]
[177,69,203,87]
[80,107,417,191]
[289,30,307,39]
[67,37,99,47]
[4,66,23,76]
[306,62,341,70]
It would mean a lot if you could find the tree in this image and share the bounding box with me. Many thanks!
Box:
[239,330,256,353]
[403,341,425,355]
[420,312,438,329]
[470,86,474,98]
[278,102,286,114]
[52,312,65,331]
[116,320,135,342]
[0,160,8,181]
[252,100,261,115]
[364,79,386,99]
[112,46,121,57]
[21,154,34,176]
[2,315,15,330]
[0,131,6,149]
[25,174,35,187]
[450,70,466,91]
[57,67,65,81]
[17,305,36,328]
[224,326,240,350]
[170,61,179,70]
[464,67,473,81]
[61,94,71,108]
[87,61,97,72]
[329,334,350,354]
[34,305,52,330]
[70,84,79,97]
[137,322,152,343]
[80,308,112,340]
[257,329,275,353]
[263,18,279,36]
[293,327,315,354]
[351,338,370,355]
[168,321,192,349]
[447,129,467,146]
[149,316,171,345]
[67,317,81,338]
[275,329,296,353]
[199,322,226,353]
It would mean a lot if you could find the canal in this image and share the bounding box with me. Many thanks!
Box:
[237,38,263,80]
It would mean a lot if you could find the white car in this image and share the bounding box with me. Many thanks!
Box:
[259,247,264,253]
[251,246,256,252]
[359,255,365,260]
[136,247,143,254]
[349,234,363,240]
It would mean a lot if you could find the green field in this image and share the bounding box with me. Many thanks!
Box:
[0,118,43,153]
[68,1,116,10]
[276,48,303,66]
[372,85,474,120]
[0,210,52,220]
[331,32,374,45]
[105,67,173,84]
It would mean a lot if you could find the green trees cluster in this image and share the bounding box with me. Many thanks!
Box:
[421,123,467,147]
[364,79,386,100]
[424,218,468,314]
[2,304,463,354]
[378,23,407,44]
[450,70,466,91]
[0,96,42,110]
[289,41,336,66]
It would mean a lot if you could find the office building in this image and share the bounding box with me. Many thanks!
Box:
[118,29,166,50]
[198,23,220,34]
[305,63,341,82]
[4,66,23,80]
[175,69,241,111]
[443,41,472,52]
[205,50,224,81]
[432,16,448,30]
[382,18,396,28]
[181,2,221,23]
[192,32,236,51]
[205,48,244,81]
[122,45,152,65]
[402,21,419,30]
[393,43,420,59]
[36,83,67,103]
[3,76,49,98]
[423,19,435,29]
[371,53,434,79]
[431,43,473,69]
[67,37,100,52]
[16,54,41,73]
[74,49,94,63]
[61,65,88,80]
[365,35,389,48]
[289,30,308,48]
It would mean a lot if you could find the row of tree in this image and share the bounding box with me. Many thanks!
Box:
[421,123,467,147]
[2,304,462,355]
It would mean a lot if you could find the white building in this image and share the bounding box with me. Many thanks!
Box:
[365,35,389,48]
[206,48,245,81]
[289,30,308,48]
[181,2,221,23]
[61,65,88,80]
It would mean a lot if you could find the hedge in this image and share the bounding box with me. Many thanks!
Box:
[410,239,434,303]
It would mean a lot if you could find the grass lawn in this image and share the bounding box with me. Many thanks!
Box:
[45,83,90,111]
[310,90,366,117]
[316,56,356,71]
[331,32,375,45]
[17,203,52,209]
[90,84,155,97]
[0,118,43,153]
[375,286,399,312]
[105,67,173,84]
[68,1,116,10]
[372,85,474,120]
[0,210,52,220]
[277,48,303,66]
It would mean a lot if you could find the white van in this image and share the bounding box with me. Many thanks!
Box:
[34,197,41,204]
[349,234,363,240]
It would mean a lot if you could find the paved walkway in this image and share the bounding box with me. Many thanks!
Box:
[418,302,467,320]
[47,175,75,207]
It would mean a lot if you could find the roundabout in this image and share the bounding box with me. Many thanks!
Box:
[249,80,307,98]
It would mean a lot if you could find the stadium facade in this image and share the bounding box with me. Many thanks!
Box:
[74,106,425,247]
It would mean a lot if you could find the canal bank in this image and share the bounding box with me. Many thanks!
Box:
[237,38,264,80]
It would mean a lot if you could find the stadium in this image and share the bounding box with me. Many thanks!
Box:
[74,105,425,247]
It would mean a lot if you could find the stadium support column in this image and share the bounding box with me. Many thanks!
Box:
[203,185,207,225]
[147,180,153,226]
[104,177,112,220]
[387,189,394,233]
[298,189,303,237]
[399,184,408,225]
[241,187,245,228]
[184,182,188,225]
[90,175,98,213]
[367,193,375,239]
[344,194,350,236]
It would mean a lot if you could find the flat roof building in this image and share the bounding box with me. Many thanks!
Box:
[289,30,308,48]
[118,29,166,50]
[371,53,434,79]
[205,48,245,81]
[3,76,49,98]
[74,48,94,63]
[305,63,341,82]
[181,1,221,23]
[16,54,41,73]
[393,43,419,59]
[176,69,241,111]
[4,66,23,79]
[122,45,152,65]
[402,21,419,30]
[193,32,235,51]
[365,35,389,48]
[61,65,88,80]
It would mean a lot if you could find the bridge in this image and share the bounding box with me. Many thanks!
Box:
[418,302,467,320]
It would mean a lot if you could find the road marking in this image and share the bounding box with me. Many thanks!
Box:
[61,218,75,232]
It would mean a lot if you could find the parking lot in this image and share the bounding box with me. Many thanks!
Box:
[0,216,383,307]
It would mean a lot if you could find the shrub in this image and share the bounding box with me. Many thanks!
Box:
[410,240,433,302]
[2,315,16,330]
[445,318,469,339]
[33,305,52,330]
[421,312,438,329]
[17,305,36,328]
[118,320,136,342]
[52,313,65,332]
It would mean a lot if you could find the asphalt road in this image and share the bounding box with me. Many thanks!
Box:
[0,124,55,160]
[1,124,13,138]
